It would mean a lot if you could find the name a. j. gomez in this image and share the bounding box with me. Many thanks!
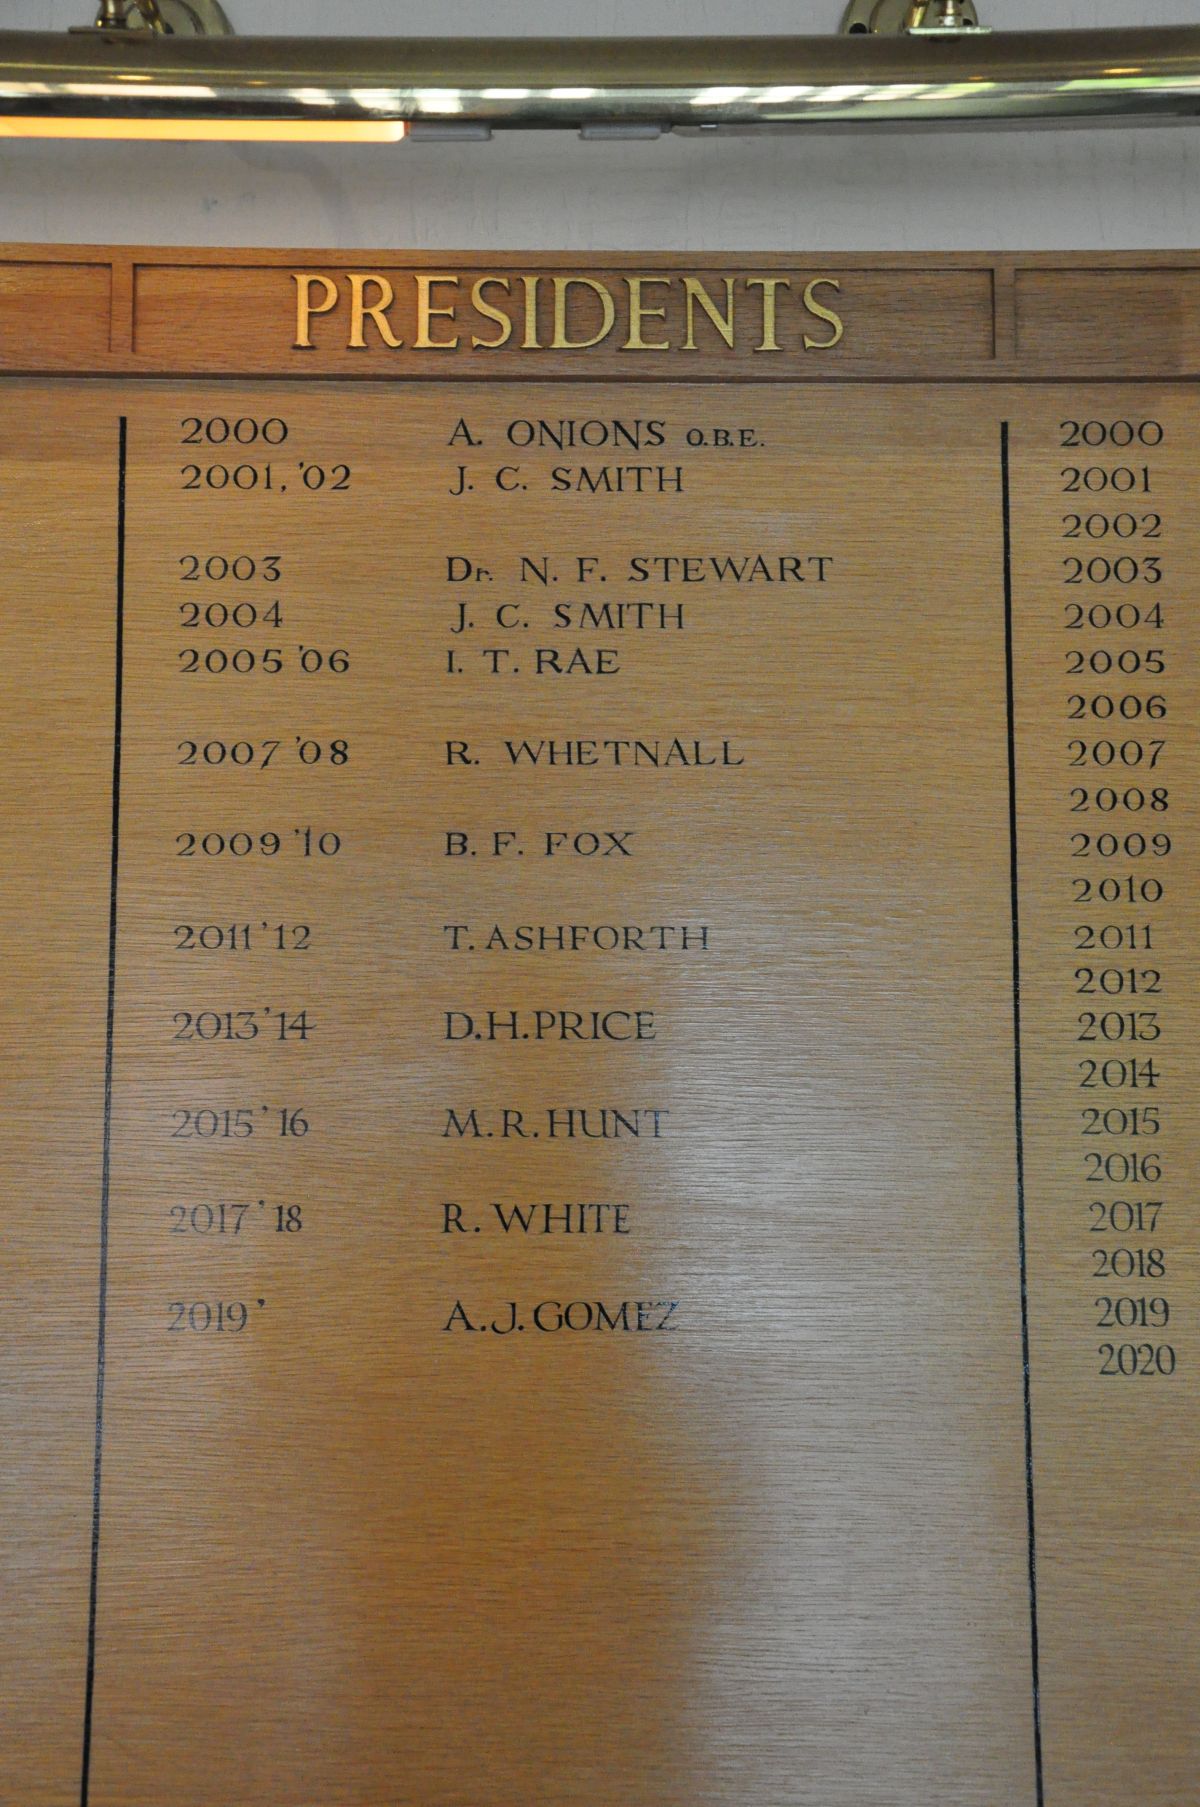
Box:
[444,1299,680,1334]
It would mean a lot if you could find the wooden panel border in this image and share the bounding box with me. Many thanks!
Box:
[0,246,1198,380]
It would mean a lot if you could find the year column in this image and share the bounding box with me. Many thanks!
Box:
[1010,398,1200,1804]
[90,395,362,1794]
[1057,418,1175,1378]
[156,409,352,1331]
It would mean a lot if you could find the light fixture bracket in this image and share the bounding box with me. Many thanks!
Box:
[841,0,986,34]
[87,0,233,33]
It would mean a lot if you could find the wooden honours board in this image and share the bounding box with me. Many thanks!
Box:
[3,248,1200,1807]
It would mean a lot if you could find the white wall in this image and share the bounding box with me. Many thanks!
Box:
[2,0,1199,249]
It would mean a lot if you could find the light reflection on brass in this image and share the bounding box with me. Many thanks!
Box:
[0,115,407,140]
[1,26,1199,135]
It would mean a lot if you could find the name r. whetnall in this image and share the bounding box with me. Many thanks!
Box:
[446,737,746,766]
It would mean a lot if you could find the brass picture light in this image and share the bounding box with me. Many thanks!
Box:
[1,1,1199,142]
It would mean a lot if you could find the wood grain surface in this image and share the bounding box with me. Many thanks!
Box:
[0,251,1197,1807]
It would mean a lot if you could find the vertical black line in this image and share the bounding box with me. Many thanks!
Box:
[81,415,126,1807]
[1002,419,1045,1807]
